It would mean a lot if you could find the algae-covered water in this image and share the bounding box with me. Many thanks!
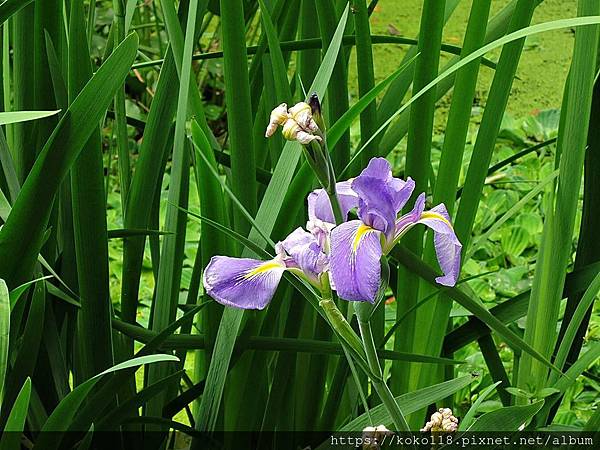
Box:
[348,0,575,122]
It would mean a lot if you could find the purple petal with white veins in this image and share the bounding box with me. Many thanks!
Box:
[418,204,462,286]
[330,220,382,303]
[392,196,462,286]
[281,227,327,281]
[203,256,285,310]
[307,180,358,224]
[394,193,426,238]
[352,157,415,235]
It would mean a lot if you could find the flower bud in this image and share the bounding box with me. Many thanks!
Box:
[282,118,321,144]
[308,92,325,132]
[265,103,289,137]
[421,408,459,433]
[362,425,393,450]
[289,101,319,133]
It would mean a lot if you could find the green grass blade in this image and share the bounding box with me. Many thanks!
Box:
[0,377,30,450]
[0,280,8,404]
[146,0,198,420]
[220,0,256,234]
[132,34,498,71]
[552,268,600,380]
[444,261,600,354]
[463,400,543,432]
[0,0,34,24]
[68,0,115,380]
[389,246,560,374]
[459,381,502,430]
[336,374,478,432]
[478,334,512,406]
[194,5,350,433]
[536,342,600,424]
[0,281,44,427]
[258,0,291,102]
[97,370,185,430]
[0,32,139,287]
[344,15,600,174]
[0,110,60,125]
[10,3,35,183]
[518,0,600,395]
[392,0,447,403]
[36,354,179,449]
[315,0,350,172]
[353,0,377,167]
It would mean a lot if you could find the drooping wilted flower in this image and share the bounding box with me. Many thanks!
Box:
[265,101,321,145]
[203,224,329,309]
[362,424,394,450]
[420,408,459,433]
[310,158,462,303]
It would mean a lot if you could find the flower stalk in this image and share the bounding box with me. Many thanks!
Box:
[358,318,411,432]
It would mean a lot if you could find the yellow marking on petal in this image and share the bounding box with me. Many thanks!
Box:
[420,211,452,227]
[243,261,285,280]
[352,224,375,253]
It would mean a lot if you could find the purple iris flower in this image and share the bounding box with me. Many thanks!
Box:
[203,157,461,310]
[203,226,328,310]
[317,158,462,303]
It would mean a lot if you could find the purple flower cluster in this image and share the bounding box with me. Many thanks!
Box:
[203,158,462,309]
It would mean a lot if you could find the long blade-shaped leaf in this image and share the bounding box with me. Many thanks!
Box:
[0,33,139,287]
[0,378,31,450]
[194,4,350,434]
[0,280,8,404]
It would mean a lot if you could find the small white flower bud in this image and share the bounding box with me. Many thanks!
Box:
[295,130,321,145]
[289,101,319,133]
[265,103,289,137]
[421,408,459,432]
[362,425,393,450]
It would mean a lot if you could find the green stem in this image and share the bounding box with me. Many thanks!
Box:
[112,0,131,214]
[326,184,344,225]
[359,319,411,432]
[318,276,363,354]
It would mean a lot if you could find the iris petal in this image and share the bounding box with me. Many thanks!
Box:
[330,220,382,303]
[393,195,462,287]
[351,157,415,235]
[281,227,328,282]
[203,256,286,310]
[307,180,358,224]
[418,205,462,286]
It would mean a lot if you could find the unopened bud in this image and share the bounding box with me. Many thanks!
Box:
[265,103,289,137]
[421,408,459,433]
[362,425,393,450]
